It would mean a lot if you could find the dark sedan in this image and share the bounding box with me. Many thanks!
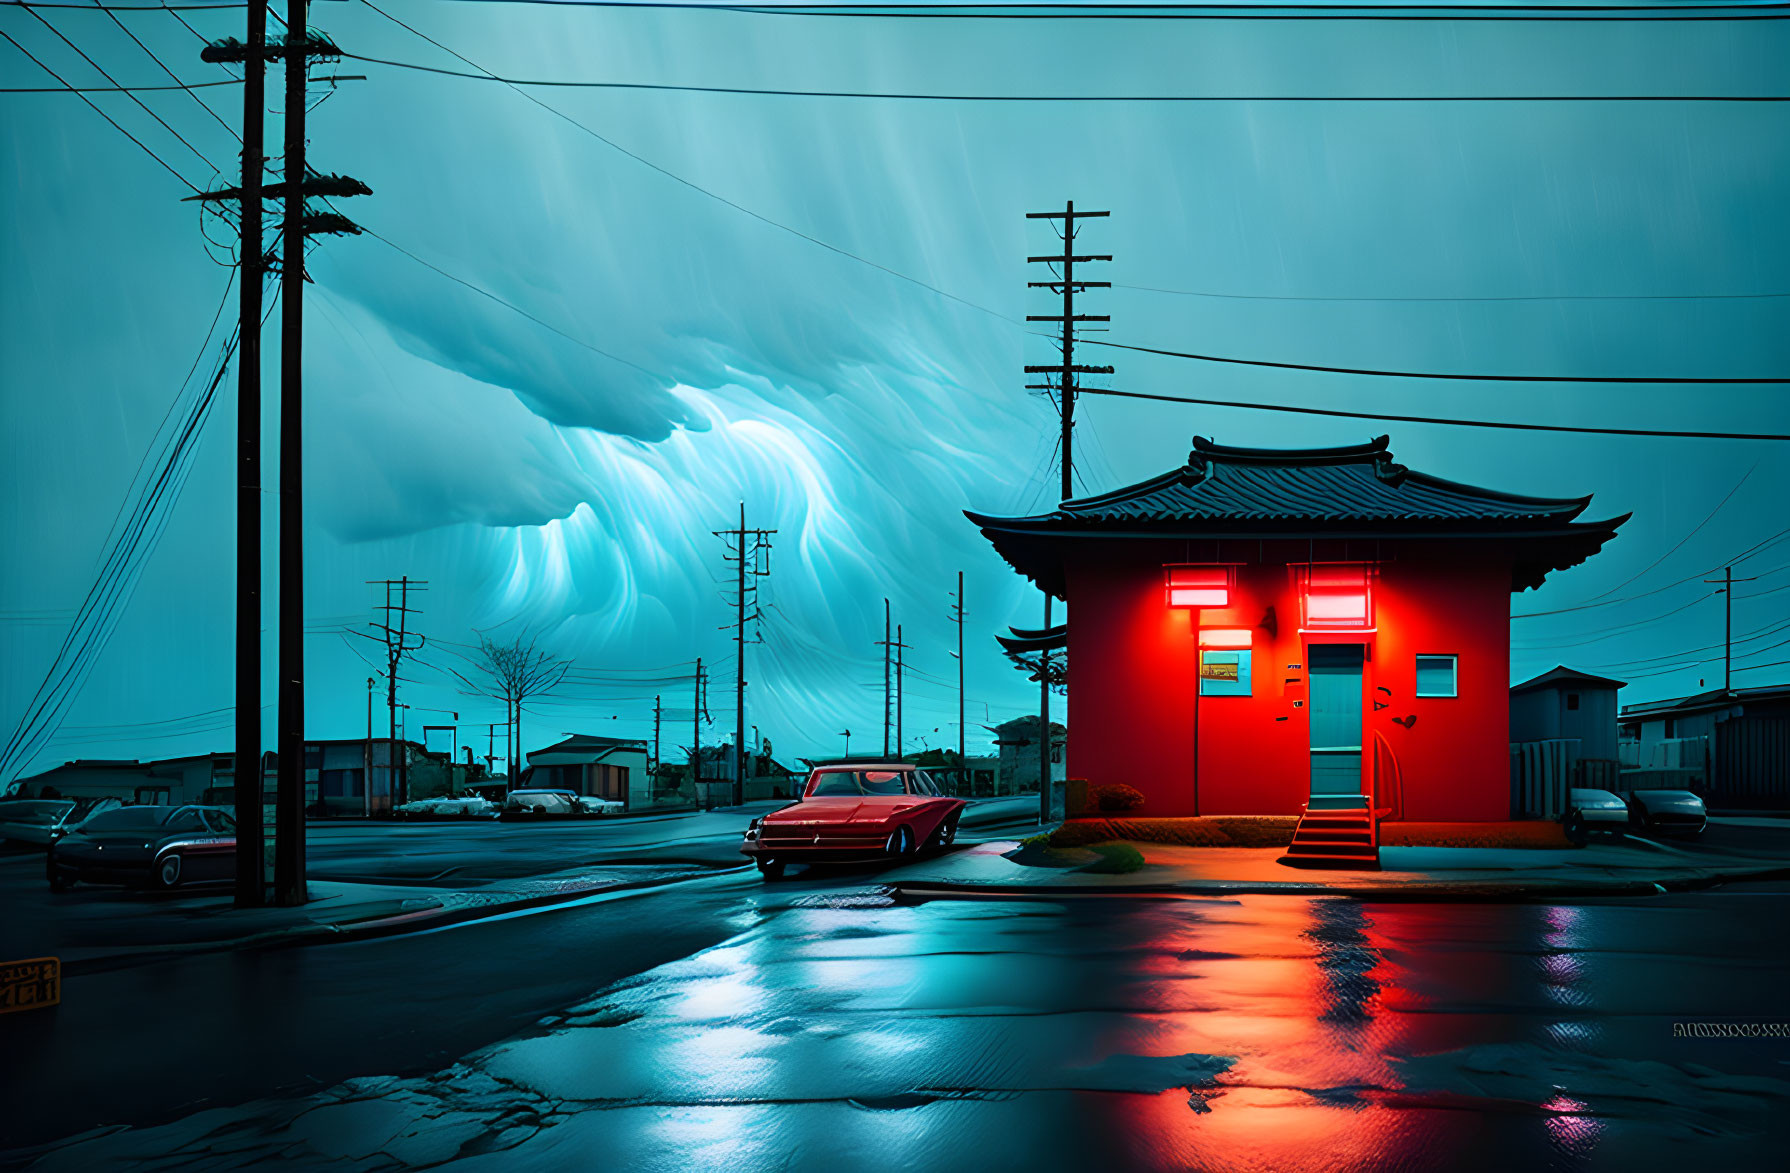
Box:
[1626,789,1708,838]
[47,805,237,891]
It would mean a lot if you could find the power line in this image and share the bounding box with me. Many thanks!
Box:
[18,4,222,171]
[1514,535,1790,619]
[1568,465,1755,606]
[356,226,670,380]
[1073,385,1790,441]
[0,28,200,190]
[100,1,242,139]
[396,1,1790,22]
[355,0,1019,326]
[1,77,244,92]
[339,53,1790,101]
[1115,282,1790,303]
[1080,337,1790,384]
[1,3,254,9]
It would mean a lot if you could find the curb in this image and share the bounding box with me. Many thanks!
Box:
[60,864,752,977]
[889,863,1790,904]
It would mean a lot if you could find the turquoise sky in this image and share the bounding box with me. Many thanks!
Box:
[3,2,1787,778]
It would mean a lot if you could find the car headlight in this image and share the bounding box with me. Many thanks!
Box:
[745,817,762,840]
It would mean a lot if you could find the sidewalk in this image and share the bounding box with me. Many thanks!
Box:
[884,833,1790,900]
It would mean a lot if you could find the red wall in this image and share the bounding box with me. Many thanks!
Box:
[1065,549,1511,822]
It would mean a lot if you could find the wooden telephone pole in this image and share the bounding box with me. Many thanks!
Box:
[197,3,367,905]
[714,503,774,805]
[1024,202,1111,820]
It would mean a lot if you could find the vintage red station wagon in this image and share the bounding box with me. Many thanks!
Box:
[740,762,965,877]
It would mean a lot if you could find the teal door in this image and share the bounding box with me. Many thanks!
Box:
[1308,644,1365,809]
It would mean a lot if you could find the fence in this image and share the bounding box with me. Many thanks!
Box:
[1510,738,1578,820]
[1711,718,1790,809]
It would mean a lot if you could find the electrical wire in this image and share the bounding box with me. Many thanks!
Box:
[1569,464,1755,605]
[100,2,242,138]
[1079,338,1790,384]
[0,28,200,190]
[1,77,243,91]
[355,226,671,381]
[392,1,1790,22]
[356,0,1021,326]
[1072,386,1790,441]
[1514,534,1790,619]
[18,4,222,171]
[1115,282,1790,303]
[339,52,1790,101]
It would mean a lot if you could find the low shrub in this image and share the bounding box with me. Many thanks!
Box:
[1081,843,1146,874]
[1087,783,1147,813]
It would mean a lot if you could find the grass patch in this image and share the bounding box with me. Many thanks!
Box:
[1080,843,1146,874]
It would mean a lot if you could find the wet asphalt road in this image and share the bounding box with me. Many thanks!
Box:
[5,859,1790,1171]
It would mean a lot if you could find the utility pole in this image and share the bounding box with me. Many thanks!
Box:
[366,577,426,805]
[692,657,705,810]
[1704,566,1760,694]
[714,502,775,806]
[895,623,905,760]
[951,571,966,796]
[197,2,270,910]
[1023,202,1110,823]
[195,9,370,905]
[653,694,662,781]
[363,676,373,817]
[880,598,892,757]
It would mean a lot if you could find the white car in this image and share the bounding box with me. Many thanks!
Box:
[1561,789,1629,846]
[575,796,624,817]
[0,797,123,847]
[393,796,498,820]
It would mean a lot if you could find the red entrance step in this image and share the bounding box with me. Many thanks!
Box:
[1280,802,1382,870]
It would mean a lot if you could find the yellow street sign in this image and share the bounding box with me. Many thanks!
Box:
[0,956,60,1014]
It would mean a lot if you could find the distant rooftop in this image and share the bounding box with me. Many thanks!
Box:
[1511,666,1627,695]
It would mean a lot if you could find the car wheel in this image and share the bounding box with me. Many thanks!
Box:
[885,824,914,857]
[756,857,786,880]
[1563,811,1588,847]
[930,818,957,851]
[155,853,183,890]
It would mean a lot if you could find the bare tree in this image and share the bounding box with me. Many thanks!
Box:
[460,632,571,783]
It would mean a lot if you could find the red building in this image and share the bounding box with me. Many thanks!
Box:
[969,436,1627,829]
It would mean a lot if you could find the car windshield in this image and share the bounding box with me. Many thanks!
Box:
[205,809,237,832]
[0,800,74,824]
[80,807,173,832]
[807,770,909,797]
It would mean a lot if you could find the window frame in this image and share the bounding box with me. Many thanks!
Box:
[1414,653,1459,699]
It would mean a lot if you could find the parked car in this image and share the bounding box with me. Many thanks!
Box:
[47,804,236,891]
[498,789,586,820]
[0,796,122,847]
[575,796,624,817]
[740,762,966,878]
[1626,789,1708,838]
[393,796,499,820]
[1560,788,1630,846]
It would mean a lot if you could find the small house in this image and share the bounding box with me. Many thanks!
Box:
[966,435,1626,825]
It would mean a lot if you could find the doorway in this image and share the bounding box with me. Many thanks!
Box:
[1308,644,1365,809]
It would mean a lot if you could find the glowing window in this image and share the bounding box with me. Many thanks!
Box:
[1200,646,1252,697]
[1301,565,1373,631]
[1166,565,1231,609]
[1198,628,1252,649]
[1415,654,1458,698]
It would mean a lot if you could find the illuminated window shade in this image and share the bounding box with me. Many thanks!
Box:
[1166,565,1231,609]
[1198,628,1252,649]
[1200,650,1252,696]
[1301,565,1373,630]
